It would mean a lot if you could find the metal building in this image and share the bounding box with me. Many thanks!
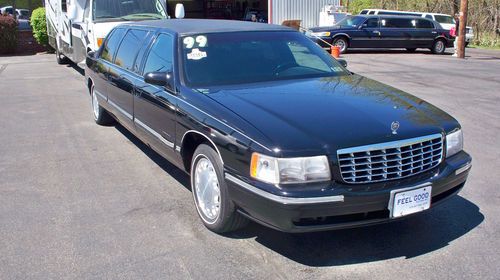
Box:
[269,0,341,28]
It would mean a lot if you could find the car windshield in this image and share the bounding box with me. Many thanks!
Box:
[434,15,455,24]
[93,0,166,21]
[335,16,366,27]
[181,32,349,87]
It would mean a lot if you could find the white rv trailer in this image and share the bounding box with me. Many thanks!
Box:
[45,0,169,65]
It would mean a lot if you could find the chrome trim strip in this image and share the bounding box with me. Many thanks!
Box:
[337,133,443,154]
[135,118,174,148]
[225,174,344,205]
[455,162,472,175]
[94,89,107,101]
[108,99,132,120]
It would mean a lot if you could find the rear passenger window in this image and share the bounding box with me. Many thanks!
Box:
[365,18,379,28]
[425,15,433,20]
[416,19,434,29]
[143,34,174,74]
[114,29,149,71]
[381,18,413,28]
[101,28,126,63]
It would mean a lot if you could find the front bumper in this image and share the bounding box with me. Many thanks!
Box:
[225,151,471,233]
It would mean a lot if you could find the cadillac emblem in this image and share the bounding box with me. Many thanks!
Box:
[391,121,400,135]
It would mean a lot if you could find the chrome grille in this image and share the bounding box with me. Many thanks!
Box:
[337,134,443,184]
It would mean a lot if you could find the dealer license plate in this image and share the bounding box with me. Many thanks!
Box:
[389,184,432,218]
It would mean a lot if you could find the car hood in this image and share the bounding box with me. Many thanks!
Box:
[203,75,458,156]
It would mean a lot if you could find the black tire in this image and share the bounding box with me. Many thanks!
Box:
[91,84,114,125]
[332,37,348,54]
[406,48,417,52]
[431,39,446,54]
[465,42,469,47]
[55,47,69,65]
[191,144,248,233]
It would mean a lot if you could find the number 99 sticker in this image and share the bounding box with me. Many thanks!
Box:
[183,35,208,49]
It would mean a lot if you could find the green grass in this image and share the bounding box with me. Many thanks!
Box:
[0,0,42,9]
[469,44,500,50]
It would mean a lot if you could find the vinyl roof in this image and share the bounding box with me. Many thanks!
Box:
[128,19,294,35]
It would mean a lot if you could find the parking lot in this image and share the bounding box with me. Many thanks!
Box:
[1,48,499,279]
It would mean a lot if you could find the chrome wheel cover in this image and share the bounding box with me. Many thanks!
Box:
[193,156,221,224]
[92,87,99,120]
[435,41,445,53]
[335,39,347,52]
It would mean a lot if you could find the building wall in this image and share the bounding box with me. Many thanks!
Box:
[270,0,341,28]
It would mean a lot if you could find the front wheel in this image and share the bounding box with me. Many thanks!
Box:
[55,46,69,65]
[191,144,248,233]
[332,37,348,54]
[431,39,446,54]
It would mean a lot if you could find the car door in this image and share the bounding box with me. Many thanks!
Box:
[353,17,383,48]
[106,28,150,127]
[134,33,178,160]
[412,19,438,48]
[379,17,414,48]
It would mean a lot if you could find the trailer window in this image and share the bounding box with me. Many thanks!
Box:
[61,0,67,13]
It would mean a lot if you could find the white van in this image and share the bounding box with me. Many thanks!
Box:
[45,0,169,65]
[360,9,474,45]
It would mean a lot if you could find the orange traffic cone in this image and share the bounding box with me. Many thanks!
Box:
[331,46,340,58]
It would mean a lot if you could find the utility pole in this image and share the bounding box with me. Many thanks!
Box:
[11,0,17,19]
[457,0,468,59]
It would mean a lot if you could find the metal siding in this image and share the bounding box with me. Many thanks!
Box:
[271,0,341,29]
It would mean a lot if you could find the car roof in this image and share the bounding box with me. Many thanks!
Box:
[126,19,293,35]
[357,15,430,20]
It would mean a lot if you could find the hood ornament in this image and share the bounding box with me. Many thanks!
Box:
[391,121,400,135]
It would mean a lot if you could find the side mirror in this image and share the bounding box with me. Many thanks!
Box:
[87,51,96,59]
[175,4,185,19]
[337,59,347,68]
[144,71,174,91]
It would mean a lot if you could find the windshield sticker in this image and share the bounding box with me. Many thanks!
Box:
[187,48,207,60]
[183,36,208,49]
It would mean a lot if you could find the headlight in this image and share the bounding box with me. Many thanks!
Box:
[250,153,331,184]
[446,129,463,158]
[311,31,331,37]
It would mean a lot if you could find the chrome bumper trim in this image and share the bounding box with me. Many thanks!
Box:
[225,174,344,205]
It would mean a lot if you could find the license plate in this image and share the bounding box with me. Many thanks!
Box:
[389,184,432,218]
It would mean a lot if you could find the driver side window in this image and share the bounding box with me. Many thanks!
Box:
[143,34,174,74]
[365,18,379,28]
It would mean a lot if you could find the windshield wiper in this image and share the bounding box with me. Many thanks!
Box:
[123,13,164,19]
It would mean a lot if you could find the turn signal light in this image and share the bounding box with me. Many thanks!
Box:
[97,38,104,48]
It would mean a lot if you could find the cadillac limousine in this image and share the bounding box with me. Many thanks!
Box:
[85,19,472,233]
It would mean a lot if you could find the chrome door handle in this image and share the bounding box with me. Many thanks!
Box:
[432,31,437,34]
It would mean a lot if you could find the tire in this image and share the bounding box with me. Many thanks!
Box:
[90,84,114,125]
[332,37,348,54]
[431,39,446,54]
[55,46,69,65]
[465,42,469,48]
[406,48,417,52]
[191,144,248,233]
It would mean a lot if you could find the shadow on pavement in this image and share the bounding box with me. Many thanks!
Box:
[114,124,483,268]
[229,195,483,267]
[345,48,454,55]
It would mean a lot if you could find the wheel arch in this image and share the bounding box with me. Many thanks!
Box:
[180,130,224,173]
[332,33,351,46]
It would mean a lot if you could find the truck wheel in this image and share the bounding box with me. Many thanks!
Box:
[55,47,69,65]
[431,39,446,54]
[91,85,114,125]
[191,144,248,233]
[333,37,348,54]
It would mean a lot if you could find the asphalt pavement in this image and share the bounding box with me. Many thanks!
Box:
[0,48,499,279]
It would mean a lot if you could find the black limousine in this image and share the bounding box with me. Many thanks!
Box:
[85,19,471,233]
[307,15,454,54]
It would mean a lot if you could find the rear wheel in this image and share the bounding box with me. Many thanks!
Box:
[191,144,248,233]
[332,37,348,54]
[431,39,446,54]
[55,46,69,65]
[406,48,417,52]
[91,85,114,125]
